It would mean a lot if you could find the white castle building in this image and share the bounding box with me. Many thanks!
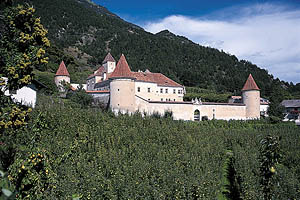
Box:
[55,53,262,121]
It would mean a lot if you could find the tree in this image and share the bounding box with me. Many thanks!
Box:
[66,85,93,108]
[0,2,50,132]
[267,81,288,121]
[0,2,52,198]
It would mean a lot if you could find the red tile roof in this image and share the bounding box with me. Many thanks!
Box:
[102,52,115,64]
[95,66,105,75]
[86,90,110,93]
[70,85,77,91]
[132,72,183,87]
[55,61,70,76]
[242,74,260,91]
[89,53,183,87]
[88,66,105,79]
[110,54,132,78]
[231,96,242,99]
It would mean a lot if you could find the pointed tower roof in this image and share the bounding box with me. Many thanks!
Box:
[55,61,70,76]
[102,52,116,64]
[110,54,132,78]
[242,74,260,91]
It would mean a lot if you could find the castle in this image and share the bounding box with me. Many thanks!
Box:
[55,53,261,121]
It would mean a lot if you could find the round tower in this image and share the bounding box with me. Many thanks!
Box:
[55,61,70,92]
[110,78,136,113]
[242,74,260,119]
[109,54,136,113]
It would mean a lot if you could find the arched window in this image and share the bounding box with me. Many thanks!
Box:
[194,109,200,121]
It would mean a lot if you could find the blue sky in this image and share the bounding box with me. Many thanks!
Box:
[92,0,300,84]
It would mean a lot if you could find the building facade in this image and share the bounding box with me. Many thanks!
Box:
[2,77,38,108]
[55,53,261,121]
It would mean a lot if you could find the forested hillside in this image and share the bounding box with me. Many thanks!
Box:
[11,0,300,98]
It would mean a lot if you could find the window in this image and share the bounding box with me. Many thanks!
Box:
[173,89,176,94]
[161,98,163,101]
[148,99,151,101]
[117,89,120,91]
[160,88,163,93]
[174,99,176,101]
[194,110,200,121]
[165,88,168,93]
[137,87,140,92]
[148,87,151,93]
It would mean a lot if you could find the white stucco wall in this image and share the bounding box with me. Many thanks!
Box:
[135,95,247,121]
[2,77,36,108]
[110,78,136,113]
[11,86,37,107]
[260,104,269,117]
[135,95,194,120]
[135,81,184,102]
[198,104,246,120]
[70,83,87,91]
[242,90,260,119]
[103,61,116,74]
[3,87,36,108]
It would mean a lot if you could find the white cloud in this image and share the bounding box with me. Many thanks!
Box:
[142,3,300,83]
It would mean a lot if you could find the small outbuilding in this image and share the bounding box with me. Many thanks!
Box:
[2,77,46,108]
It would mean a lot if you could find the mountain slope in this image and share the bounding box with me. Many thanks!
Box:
[14,0,289,96]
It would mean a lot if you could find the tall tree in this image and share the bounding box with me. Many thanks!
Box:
[0,2,52,199]
[0,2,50,132]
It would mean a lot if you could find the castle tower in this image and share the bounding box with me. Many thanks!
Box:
[242,74,260,119]
[103,52,116,74]
[55,61,70,92]
[109,54,136,113]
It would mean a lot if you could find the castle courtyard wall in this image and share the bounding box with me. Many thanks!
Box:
[135,95,194,120]
[199,104,246,120]
[135,96,247,121]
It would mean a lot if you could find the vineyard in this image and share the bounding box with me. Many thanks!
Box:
[1,95,300,199]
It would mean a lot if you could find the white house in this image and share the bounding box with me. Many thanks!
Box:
[2,77,38,108]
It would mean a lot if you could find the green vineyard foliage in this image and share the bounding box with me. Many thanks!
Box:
[1,95,300,199]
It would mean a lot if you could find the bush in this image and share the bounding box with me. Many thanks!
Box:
[66,85,93,108]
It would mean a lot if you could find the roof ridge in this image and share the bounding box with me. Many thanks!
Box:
[55,61,70,76]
